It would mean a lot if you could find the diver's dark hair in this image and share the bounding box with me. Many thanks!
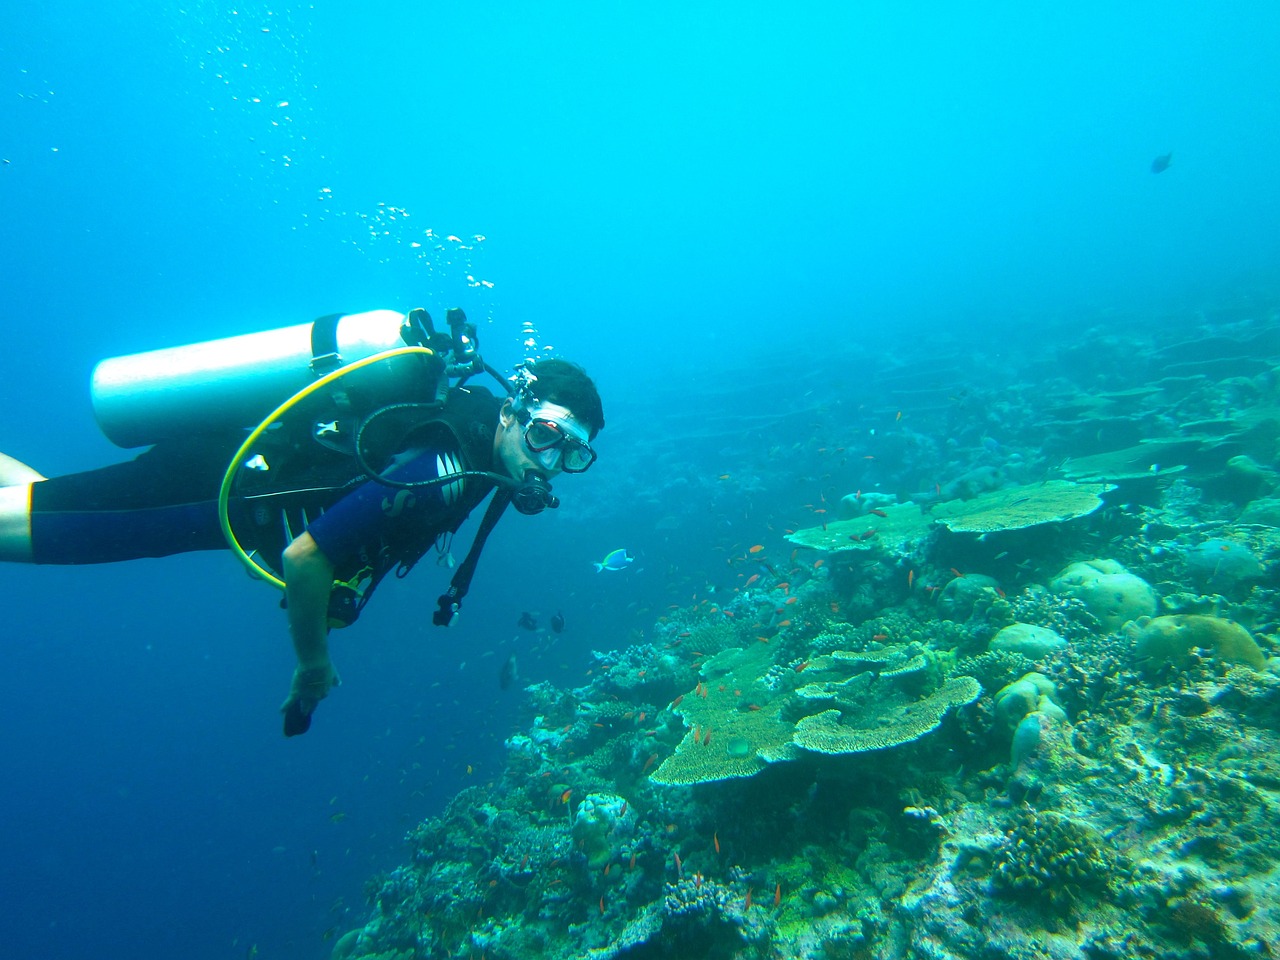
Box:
[529,358,605,439]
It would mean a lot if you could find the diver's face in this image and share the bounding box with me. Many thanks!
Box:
[496,400,589,480]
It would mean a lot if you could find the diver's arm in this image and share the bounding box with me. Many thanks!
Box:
[279,532,340,735]
[282,531,335,669]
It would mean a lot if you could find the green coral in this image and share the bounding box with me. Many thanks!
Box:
[650,643,979,783]
[932,479,1112,533]
[650,643,798,785]
[792,675,981,755]
[784,501,935,554]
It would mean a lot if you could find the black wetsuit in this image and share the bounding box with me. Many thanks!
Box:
[29,386,504,623]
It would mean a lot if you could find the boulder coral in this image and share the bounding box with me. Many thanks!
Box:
[989,623,1067,658]
[1050,559,1157,632]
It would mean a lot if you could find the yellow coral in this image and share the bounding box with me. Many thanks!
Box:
[1129,614,1266,672]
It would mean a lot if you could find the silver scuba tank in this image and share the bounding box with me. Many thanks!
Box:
[91,310,417,448]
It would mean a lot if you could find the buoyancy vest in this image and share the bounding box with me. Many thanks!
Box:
[228,385,504,625]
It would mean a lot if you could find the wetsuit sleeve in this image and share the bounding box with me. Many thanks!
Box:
[304,450,458,566]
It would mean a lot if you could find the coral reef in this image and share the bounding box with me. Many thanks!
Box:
[328,311,1280,960]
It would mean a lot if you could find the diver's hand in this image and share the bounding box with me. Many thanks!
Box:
[280,663,341,737]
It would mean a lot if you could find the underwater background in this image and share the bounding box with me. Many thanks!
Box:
[2,3,1280,959]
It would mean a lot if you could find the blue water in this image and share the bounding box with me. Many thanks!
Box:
[2,3,1278,958]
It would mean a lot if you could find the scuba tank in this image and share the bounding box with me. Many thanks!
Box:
[91,309,424,448]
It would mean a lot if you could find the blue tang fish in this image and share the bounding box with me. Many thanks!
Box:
[593,549,634,572]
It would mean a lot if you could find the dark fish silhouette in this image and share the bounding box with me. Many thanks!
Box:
[1151,152,1172,174]
[516,611,538,631]
[551,610,565,634]
[500,653,519,690]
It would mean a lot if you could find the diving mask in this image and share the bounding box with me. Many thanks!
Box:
[522,408,596,473]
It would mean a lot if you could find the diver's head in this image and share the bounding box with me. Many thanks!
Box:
[497,358,604,482]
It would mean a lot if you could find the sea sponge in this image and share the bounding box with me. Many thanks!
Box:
[993,672,1067,730]
[936,574,1001,621]
[1184,539,1264,594]
[571,793,635,868]
[992,810,1115,909]
[1129,614,1266,673]
[1050,559,1157,631]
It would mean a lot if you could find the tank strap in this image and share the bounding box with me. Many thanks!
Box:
[309,314,346,376]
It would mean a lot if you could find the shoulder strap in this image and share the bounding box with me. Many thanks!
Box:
[432,487,512,626]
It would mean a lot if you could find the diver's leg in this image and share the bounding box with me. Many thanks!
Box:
[0,482,35,562]
[0,452,45,485]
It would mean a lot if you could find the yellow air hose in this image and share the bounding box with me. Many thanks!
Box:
[217,346,438,589]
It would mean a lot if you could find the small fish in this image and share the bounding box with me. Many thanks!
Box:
[907,569,915,590]
[516,611,538,631]
[703,728,712,746]
[560,788,573,804]
[714,831,721,854]
[1151,151,1172,173]
[795,661,810,672]
[499,653,519,690]
[871,633,888,641]
[674,851,683,876]
[867,508,888,518]
[774,881,782,907]
[550,610,566,633]
[744,574,760,587]
[594,549,634,572]
[745,887,754,910]
[749,544,765,554]
[329,812,346,823]
[671,694,684,708]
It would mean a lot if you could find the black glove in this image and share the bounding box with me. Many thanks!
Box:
[280,663,340,737]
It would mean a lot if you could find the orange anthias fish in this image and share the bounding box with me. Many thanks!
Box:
[749,544,765,554]
[714,831,720,854]
[560,788,572,804]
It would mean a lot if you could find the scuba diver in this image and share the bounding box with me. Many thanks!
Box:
[0,307,604,737]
